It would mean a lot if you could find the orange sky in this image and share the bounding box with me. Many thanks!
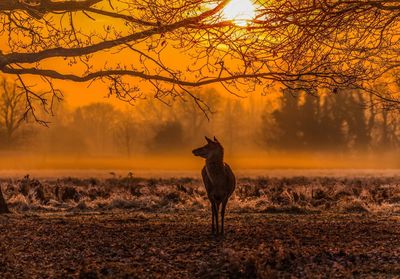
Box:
[0,2,272,110]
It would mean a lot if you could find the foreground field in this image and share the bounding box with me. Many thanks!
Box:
[1,212,400,278]
[1,174,400,278]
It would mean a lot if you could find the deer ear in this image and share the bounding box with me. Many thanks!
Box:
[213,136,220,143]
[205,136,213,143]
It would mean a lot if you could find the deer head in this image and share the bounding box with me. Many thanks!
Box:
[192,136,224,160]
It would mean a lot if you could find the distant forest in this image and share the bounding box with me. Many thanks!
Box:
[0,77,399,156]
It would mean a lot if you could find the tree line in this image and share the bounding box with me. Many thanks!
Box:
[0,78,398,156]
[264,88,400,152]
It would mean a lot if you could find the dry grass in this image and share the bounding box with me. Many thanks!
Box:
[2,174,400,214]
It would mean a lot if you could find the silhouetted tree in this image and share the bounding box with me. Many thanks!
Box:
[265,89,302,150]
[220,99,247,153]
[151,121,185,153]
[2,0,400,120]
[263,88,375,152]
[375,108,400,150]
[72,103,117,153]
[114,112,137,157]
[347,92,370,150]
[177,89,221,143]
[369,84,400,150]
[0,77,25,146]
[300,93,322,149]
[319,92,347,149]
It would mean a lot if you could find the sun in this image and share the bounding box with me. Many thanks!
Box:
[222,0,256,26]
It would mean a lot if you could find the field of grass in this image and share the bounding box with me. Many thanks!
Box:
[1,172,400,278]
[2,173,400,214]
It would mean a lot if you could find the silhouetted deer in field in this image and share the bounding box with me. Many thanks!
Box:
[192,136,236,236]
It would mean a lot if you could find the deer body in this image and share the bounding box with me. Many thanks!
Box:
[193,136,236,236]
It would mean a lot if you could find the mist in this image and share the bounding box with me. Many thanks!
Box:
[1,83,400,170]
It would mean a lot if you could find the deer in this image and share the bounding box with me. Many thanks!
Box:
[192,136,236,236]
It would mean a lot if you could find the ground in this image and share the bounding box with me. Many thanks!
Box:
[1,212,400,278]
[1,172,400,278]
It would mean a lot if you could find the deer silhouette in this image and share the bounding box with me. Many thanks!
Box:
[192,136,236,236]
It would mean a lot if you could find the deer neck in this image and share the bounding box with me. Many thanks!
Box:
[205,155,225,185]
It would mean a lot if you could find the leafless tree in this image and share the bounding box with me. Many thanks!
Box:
[72,103,117,153]
[114,111,137,157]
[2,0,400,122]
[252,0,400,105]
[0,77,25,145]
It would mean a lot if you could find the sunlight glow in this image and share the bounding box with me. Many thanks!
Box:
[222,0,256,26]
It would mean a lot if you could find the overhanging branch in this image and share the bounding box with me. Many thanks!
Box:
[2,65,353,87]
[1,0,230,66]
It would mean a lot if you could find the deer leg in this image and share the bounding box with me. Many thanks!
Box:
[212,201,219,235]
[211,201,216,235]
[221,199,228,237]
[215,202,220,235]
